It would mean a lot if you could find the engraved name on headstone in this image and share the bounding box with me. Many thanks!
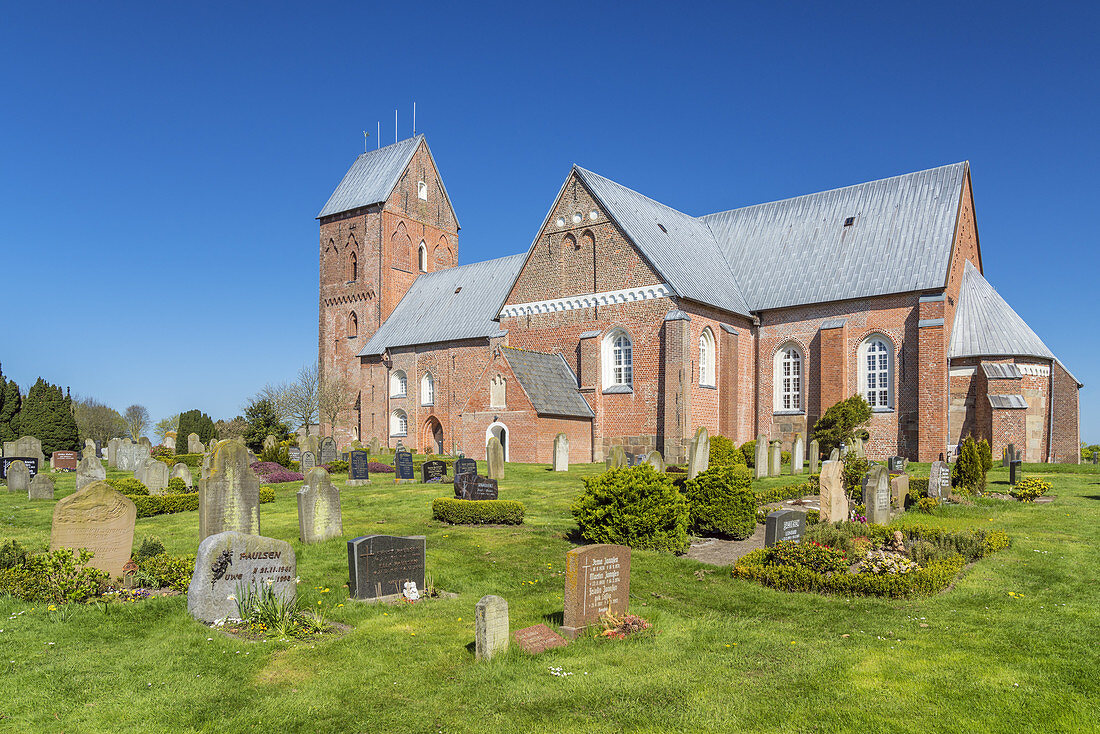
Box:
[561,544,631,638]
[347,535,426,601]
[764,509,806,547]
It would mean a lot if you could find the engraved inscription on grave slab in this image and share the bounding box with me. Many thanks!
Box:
[347,535,426,600]
[513,624,569,654]
[454,474,498,501]
[764,509,806,547]
[562,544,631,638]
[187,531,297,623]
[421,460,446,483]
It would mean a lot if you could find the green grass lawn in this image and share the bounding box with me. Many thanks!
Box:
[1,460,1098,733]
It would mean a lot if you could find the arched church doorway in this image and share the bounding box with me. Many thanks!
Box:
[485,422,509,462]
[425,417,444,454]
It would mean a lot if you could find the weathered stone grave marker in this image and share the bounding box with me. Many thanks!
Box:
[604,445,627,471]
[288,446,301,462]
[552,433,569,472]
[818,460,848,523]
[76,454,107,491]
[297,467,342,544]
[765,509,806,547]
[561,544,630,638]
[139,458,169,494]
[3,436,45,466]
[809,439,820,474]
[754,434,768,479]
[187,531,295,623]
[513,624,568,654]
[862,465,890,524]
[171,462,193,489]
[487,437,505,480]
[6,460,30,493]
[890,472,909,516]
[792,434,805,475]
[769,441,782,477]
[320,437,337,465]
[50,480,136,579]
[301,451,316,472]
[107,438,122,468]
[199,440,260,542]
[687,427,710,479]
[187,433,203,454]
[475,595,509,661]
[262,435,277,452]
[29,472,54,500]
[644,450,665,472]
[928,460,950,499]
[347,535,425,601]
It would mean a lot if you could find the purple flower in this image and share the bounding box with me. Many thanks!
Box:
[259,470,304,483]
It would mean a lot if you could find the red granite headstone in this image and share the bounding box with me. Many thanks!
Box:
[561,544,631,638]
[52,451,79,471]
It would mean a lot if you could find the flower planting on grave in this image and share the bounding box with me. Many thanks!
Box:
[227,580,334,640]
[1009,476,1051,502]
[250,461,304,483]
[432,498,525,525]
[599,610,653,640]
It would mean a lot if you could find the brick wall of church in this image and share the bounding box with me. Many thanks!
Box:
[680,302,755,445]
[1050,360,1080,463]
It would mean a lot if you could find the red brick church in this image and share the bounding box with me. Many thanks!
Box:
[317,136,1081,464]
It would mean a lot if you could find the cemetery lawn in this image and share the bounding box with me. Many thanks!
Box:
[2,462,1098,733]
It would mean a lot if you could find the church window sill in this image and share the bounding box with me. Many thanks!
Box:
[603,385,633,395]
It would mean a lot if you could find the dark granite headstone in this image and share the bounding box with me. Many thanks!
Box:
[349,450,370,481]
[1003,444,1016,468]
[288,446,301,461]
[2,457,38,478]
[421,460,446,483]
[95,440,103,459]
[454,457,477,481]
[454,474,498,501]
[1009,459,1022,486]
[395,451,414,480]
[888,456,906,473]
[764,509,806,547]
[347,534,425,600]
[513,624,568,654]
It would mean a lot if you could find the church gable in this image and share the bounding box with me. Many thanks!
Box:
[387,139,460,237]
[460,349,536,416]
[944,165,982,333]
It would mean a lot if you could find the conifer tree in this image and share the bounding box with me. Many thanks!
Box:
[0,363,21,443]
[17,378,80,455]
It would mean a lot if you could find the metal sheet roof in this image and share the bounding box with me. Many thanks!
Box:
[700,162,968,311]
[574,167,753,316]
[981,362,1023,379]
[988,394,1028,409]
[357,254,526,356]
[318,136,423,219]
[950,261,1057,361]
[501,346,594,418]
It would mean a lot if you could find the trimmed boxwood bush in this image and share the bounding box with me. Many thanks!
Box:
[571,465,690,553]
[432,498,525,525]
[739,440,756,468]
[755,478,817,507]
[708,436,745,467]
[126,486,275,518]
[108,477,148,495]
[682,465,755,538]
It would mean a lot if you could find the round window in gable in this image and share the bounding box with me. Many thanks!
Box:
[555,217,565,228]
[589,210,598,220]
[572,212,582,224]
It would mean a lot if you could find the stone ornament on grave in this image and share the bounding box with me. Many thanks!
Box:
[297,467,343,544]
[890,473,909,516]
[76,454,107,491]
[187,531,296,623]
[6,460,30,493]
[754,434,768,479]
[809,439,820,474]
[561,544,631,638]
[552,433,569,472]
[644,450,665,472]
[301,451,316,472]
[769,442,782,477]
[50,480,136,580]
[421,460,446,484]
[454,474,498,501]
[199,440,261,542]
[3,436,46,467]
[792,434,805,475]
[52,451,79,472]
[765,509,806,547]
[171,462,194,489]
[347,535,426,601]
[818,460,848,523]
[605,445,627,471]
[475,595,509,661]
[513,624,569,654]
[320,437,337,465]
[29,473,54,500]
[487,437,505,480]
[862,465,890,524]
[347,450,371,486]
[928,460,950,500]
[687,427,710,479]
[394,450,414,481]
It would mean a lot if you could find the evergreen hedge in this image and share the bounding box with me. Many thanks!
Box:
[431,498,525,525]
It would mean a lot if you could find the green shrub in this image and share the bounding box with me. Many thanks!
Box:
[431,498,526,525]
[165,477,189,494]
[908,478,929,506]
[1010,476,1051,502]
[916,497,939,514]
[762,540,849,574]
[812,394,872,456]
[978,439,993,473]
[108,477,149,495]
[326,460,349,473]
[134,553,194,592]
[130,493,198,517]
[150,445,173,458]
[842,455,870,497]
[0,539,30,571]
[134,536,166,561]
[17,547,109,602]
[682,465,755,539]
[754,480,816,507]
[708,436,745,467]
[259,445,291,467]
[259,486,275,503]
[781,450,791,465]
[740,440,756,468]
[156,453,203,467]
[734,550,966,598]
[571,465,690,553]
[953,436,985,492]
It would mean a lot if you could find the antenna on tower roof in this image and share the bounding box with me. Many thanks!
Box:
[394,108,398,144]
[363,130,369,153]
[413,102,416,135]
[377,121,380,149]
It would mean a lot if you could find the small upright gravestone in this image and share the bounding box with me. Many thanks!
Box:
[50,480,136,580]
[6,460,30,493]
[808,439,820,474]
[890,472,909,516]
[605,445,627,471]
[792,434,805,475]
[754,435,768,479]
[76,454,107,491]
[287,446,302,462]
[475,595,509,661]
[29,473,54,500]
[768,442,782,477]
[862,465,890,524]
[107,437,122,468]
[171,462,193,489]
[347,535,425,601]
[52,451,78,471]
[394,450,415,482]
[421,460,446,483]
[928,460,950,500]
[454,457,477,483]
[561,544,631,638]
[888,456,906,473]
[765,509,806,547]
[687,427,709,479]
[82,442,96,460]
[187,433,203,454]
[138,437,152,449]
[262,435,277,452]
[487,437,505,480]
[3,436,45,467]
[552,433,569,472]
[849,436,865,459]
[117,443,150,472]
[187,531,296,623]
[1002,444,1015,468]
[1009,459,1022,486]
[454,474,498,501]
[347,450,371,486]
[829,447,840,462]
[818,460,848,523]
[301,451,316,472]
[368,437,380,455]
[199,440,261,542]
[320,437,337,465]
[644,450,665,472]
[140,458,169,494]
[296,467,343,544]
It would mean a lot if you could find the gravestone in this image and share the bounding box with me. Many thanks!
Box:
[107,438,122,468]
[487,437,505,480]
[138,437,152,449]
[552,433,569,472]
[890,472,909,516]
[765,509,806,547]
[928,460,950,499]
[320,437,337,465]
[187,531,296,623]
[95,440,103,459]
[347,450,371,486]
[262,435,277,452]
[117,443,150,472]
[475,595,509,661]
[604,445,627,471]
[301,451,316,472]
[347,535,426,601]
[4,436,45,467]
[368,437,380,455]
[454,474,498,501]
[82,440,96,460]
[809,439,820,474]
[421,459,446,483]
[52,450,78,471]
[29,472,54,500]
[2,457,38,479]
[76,454,107,491]
[50,480,136,580]
[888,456,906,473]
[829,448,840,462]
[199,440,261,542]
[288,446,301,462]
[187,433,203,454]
[394,450,414,481]
[1009,459,1022,486]
[1002,444,1015,468]
[513,624,568,654]
[171,462,193,489]
[769,442,782,477]
[818,460,848,523]
[754,435,768,479]
[301,435,321,459]
[687,427,710,479]
[143,459,170,494]
[296,467,343,544]
[862,465,890,524]
[6,460,29,493]
[792,434,805,475]
[561,544,631,638]
[454,457,477,483]
[644,450,665,472]
[849,436,865,459]
[166,434,177,452]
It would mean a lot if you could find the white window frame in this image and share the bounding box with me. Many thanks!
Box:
[699,328,716,387]
[390,370,407,398]
[859,335,894,410]
[601,328,634,390]
[421,372,434,406]
[417,180,427,200]
[418,241,427,272]
[390,410,407,437]
[773,343,804,413]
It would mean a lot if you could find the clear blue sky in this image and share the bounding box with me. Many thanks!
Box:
[1,1,1096,442]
